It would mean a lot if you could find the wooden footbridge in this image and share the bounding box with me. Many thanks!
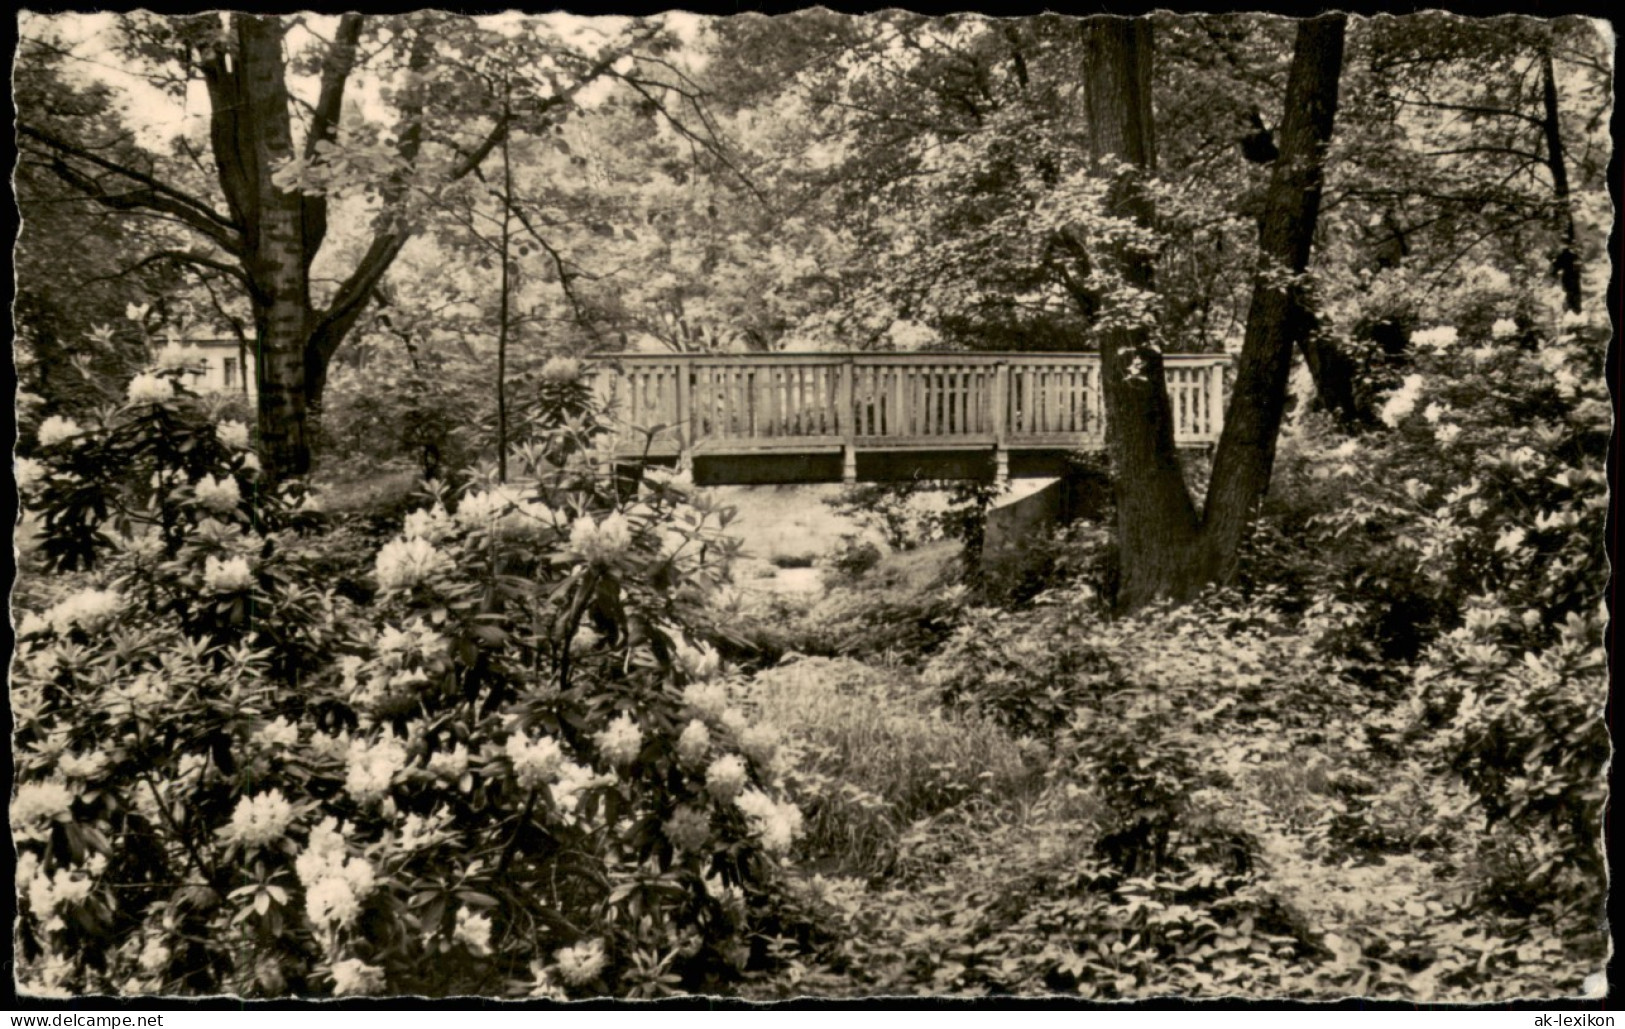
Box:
[592,352,1230,486]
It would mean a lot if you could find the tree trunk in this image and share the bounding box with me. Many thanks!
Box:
[1539,47,1582,314]
[496,88,513,483]
[194,13,365,480]
[237,15,317,478]
[1196,13,1346,586]
[1076,14,1346,611]
[1079,16,1202,610]
[1298,319,1373,428]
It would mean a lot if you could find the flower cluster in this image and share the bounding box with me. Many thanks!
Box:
[594,712,644,767]
[375,536,453,593]
[154,342,204,372]
[663,805,712,852]
[345,735,408,805]
[675,720,711,770]
[734,788,804,855]
[682,681,730,722]
[216,419,251,449]
[453,906,494,955]
[705,755,749,803]
[16,456,46,494]
[220,790,296,848]
[506,731,565,789]
[455,487,556,540]
[539,356,584,384]
[43,588,124,635]
[126,373,174,404]
[11,781,75,839]
[330,959,385,997]
[568,513,633,565]
[203,555,255,593]
[554,939,607,985]
[675,638,722,680]
[36,415,84,447]
[402,504,454,543]
[193,473,242,514]
[296,818,377,929]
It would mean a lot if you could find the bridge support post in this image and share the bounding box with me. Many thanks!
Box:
[993,360,1009,486]
[1207,358,1226,442]
[676,364,692,457]
[840,357,857,484]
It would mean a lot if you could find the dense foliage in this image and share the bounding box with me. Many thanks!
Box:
[13,361,829,998]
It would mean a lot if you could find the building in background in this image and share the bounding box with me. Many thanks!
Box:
[177,339,255,399]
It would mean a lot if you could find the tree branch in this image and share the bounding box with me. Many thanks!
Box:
[301,13,365,267]
[19,123,243,254]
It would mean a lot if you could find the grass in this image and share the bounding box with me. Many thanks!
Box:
[743,655,1045,875]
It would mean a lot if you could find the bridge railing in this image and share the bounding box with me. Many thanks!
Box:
[591,352,1230,468]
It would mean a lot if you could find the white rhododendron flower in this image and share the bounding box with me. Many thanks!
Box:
[126,373,174,404]
[681,681,730,722]
[594,712,644,767]
[554,939,608,985]
[426,744,470,782]
[675,639,721,680]
[720,707,750,738]
[1435,423,1461,445]
[11,781,75,837]
[374,618,446,660]
[506,732,564,790]
[36,416,84,447]
[739,723,781,766]
[453,907,493,955]
[58,752,107,781]
[1410,325,1458,351]
[221,790,296,848]
[15,457,45,494]
[1491,317,1518,339]
[306,877,363,927]
[539,356,583,383]
[402,505,453,543]
[397,810,451,852]
[215,420,251,449]
[374,536,452,593]
[552,760,612,814]
[330,958,386,997]
[735,788,803,855]
[663,805,711,852]
[203,555,254,593]
[193,474,242,514]
[45,588,124,635]
[454,487,555,539]
[569,512,632,564]
[1379,374,1425,427]
[297,819,377,930]
[345,736,408,804]
[675,720,711,769]
[705,755,749,803]
[137,937,170,975]
[260,717,300,749]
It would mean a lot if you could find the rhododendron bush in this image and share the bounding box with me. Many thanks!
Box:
[11,363,815,998]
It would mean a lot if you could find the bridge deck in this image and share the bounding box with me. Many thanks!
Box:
[592,352,1230,484]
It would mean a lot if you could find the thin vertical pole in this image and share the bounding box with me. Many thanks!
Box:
[840,357,856,483]
[993,360,1008,485]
